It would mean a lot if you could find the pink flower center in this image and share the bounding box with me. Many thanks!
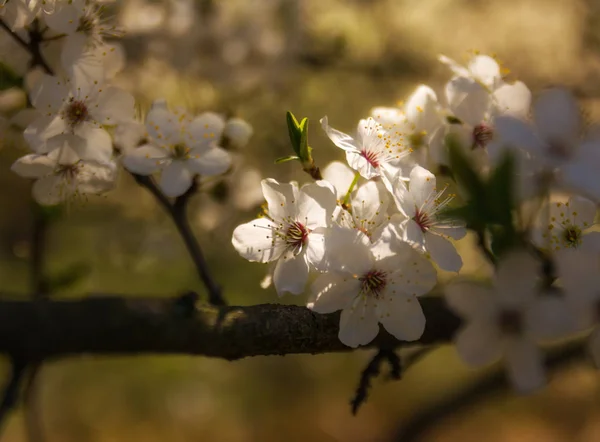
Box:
[413,208,432,232]
[285,221,309,253]
[360,149,380,168]
[472,123,494,149]
[359,269,387,299]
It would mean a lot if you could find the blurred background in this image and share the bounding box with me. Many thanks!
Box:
[2,0,600,440]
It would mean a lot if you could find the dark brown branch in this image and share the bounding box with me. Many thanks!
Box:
[393,340,586,442]
[0,296,459,361]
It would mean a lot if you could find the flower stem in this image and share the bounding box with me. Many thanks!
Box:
[132,174,226,306]
[342,172,361,208]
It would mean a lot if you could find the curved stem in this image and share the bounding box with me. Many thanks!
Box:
[132,174,225,306]
[342,172,360,207]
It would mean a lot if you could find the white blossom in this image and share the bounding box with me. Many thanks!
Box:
[44,0,124,83]
[446,250,570,392]
[122,107,231,197]
[533,195,600,254]
[442,75,531,168]
[337,180,391,243]
[371,85,444,176]
[11,134,117,205]
[309,227,436,348]
[321,160,356,201]
[320,116,408,182]
[388,165,466,272]
[25,73,134,162]
[490,88,600,200]
[556,249,600,367]
[223,117,253,148]
[439,53,504,91]
[231,178,336,296]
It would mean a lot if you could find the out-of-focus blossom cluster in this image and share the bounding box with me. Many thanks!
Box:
[232,52,600,393]
[5,0,253,204]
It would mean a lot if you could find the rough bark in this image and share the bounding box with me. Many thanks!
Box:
[0,295,460,361]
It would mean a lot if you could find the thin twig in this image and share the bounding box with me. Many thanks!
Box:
[0,358,27,435]
[0,19,29,51]
[23,368,45,442]
[351,348,402,415]
[132,174,226,306]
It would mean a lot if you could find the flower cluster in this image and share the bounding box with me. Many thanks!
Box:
[7,0,252,204]
[232,52,600,393]
[5,3,600,396]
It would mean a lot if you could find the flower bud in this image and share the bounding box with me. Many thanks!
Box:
[224,118,253,148]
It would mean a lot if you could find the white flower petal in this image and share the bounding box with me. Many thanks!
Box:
[320,116,359,152]
[324,225,373,274]
[187,147,231,176]
[44,3,80,33]
[188,112,226,147]
[455,321,502,367]
[352,180,389,230]
[494,250,539,307]
[305,227,328,270]
[232,217,283,263]
[322,161,356,199]
[377,293,425,341]
[122,144,167,175]
[384,242,437,296]
[73,123,113,162]
[405,219,425,247]
[525,295,574,340]
[298,180,337,228]
[409,165,436,209]
[425,231,462,272]
[30,74,68,112]
[404,85,440,133]
[159,160,193,197]
[346,150,378,179]
[338,298,380,348]
[24,116,67,153]
[493,116,545,157]
[533,88,580,147]
[92,87,135,124]
[308,273,360,313]
[492,81,531,119]
[445,76,490,127]
[445,281,497,319]
[11,154,55,178]
[468,55,501,88]
[261,178,298,222]
[504,337,546,393]
[146,109,182,146]
[32,175,70,205]
[273,252,309,296]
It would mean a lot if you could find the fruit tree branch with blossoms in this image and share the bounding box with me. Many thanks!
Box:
[1,0,600,436]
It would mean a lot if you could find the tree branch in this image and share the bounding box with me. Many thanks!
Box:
[393,340,586,442]
[0,296,459,361]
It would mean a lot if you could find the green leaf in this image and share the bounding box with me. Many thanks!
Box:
[275,155,300,164]
[298,117,310,161]
[446,133,485,202]
[486,150,516,227]
[286,111,302,157]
